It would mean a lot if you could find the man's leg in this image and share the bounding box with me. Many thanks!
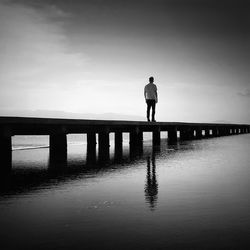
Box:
[146,100,151,121]
[152,101,156,122]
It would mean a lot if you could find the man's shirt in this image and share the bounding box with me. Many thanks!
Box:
[144,83,157,100]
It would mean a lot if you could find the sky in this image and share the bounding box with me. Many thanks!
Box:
[0,0,249,123]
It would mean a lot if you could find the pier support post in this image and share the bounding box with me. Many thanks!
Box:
[218,128,223,136]
[50,127,67,166]
[130,127,143,157]
[98,128,110,163]
[218,128,225,136]
[231,128,235,135]
[0,127,12,174]
[180,130,189,140]
[114,131,123,161]
[138,131,143,154]
[196,128,202,139]
[225,128,228,135]
[180,127,194,140]
[205,129,210,138]
[212,128,219,137]
[153,126,161,146]
[87,132,96,164]
[224,127,230,136]
[168,127,177,144]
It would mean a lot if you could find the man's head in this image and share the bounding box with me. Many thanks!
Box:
[149,76,154,83]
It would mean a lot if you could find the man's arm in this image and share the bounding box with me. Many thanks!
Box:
[155,86,158,103]
[144,86,147,101]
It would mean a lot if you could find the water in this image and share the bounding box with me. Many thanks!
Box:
[0,134,250,249]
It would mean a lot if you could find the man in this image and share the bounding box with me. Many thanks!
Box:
[144,76,158,122]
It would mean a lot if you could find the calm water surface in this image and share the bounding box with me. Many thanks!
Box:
[0,134,250,250]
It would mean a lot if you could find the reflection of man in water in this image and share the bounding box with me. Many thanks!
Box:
[145,155,158,211]
[144,76,158,122]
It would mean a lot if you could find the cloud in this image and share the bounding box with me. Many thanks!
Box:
[0,0,88,106]
[238,89,250,98]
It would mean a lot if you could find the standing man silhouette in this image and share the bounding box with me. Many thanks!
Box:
[144,76,158,122]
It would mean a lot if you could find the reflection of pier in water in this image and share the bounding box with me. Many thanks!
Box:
[0,117,250,173]
[0,142,159,198]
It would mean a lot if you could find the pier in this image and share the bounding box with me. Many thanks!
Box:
[0,116,249,173]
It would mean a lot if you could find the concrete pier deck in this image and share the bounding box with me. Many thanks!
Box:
[0,116,249,173]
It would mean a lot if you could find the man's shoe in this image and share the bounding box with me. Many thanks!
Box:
[147,118,150,122]
[152,119,156,122]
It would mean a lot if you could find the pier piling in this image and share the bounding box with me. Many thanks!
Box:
[180,130,189,140]
[0,127,12,173]
[196,128,203,139]
[130,127,143,157]
[153,127,161,146]
[87,132,96,164]
[138,131,143,155]
[49,131,67,165]
[98,128,110,163]
[205,129,210,137]
[114,131,123,161]
[180,128,194,140]
[212,128,219,137]
[168,127,177,143]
